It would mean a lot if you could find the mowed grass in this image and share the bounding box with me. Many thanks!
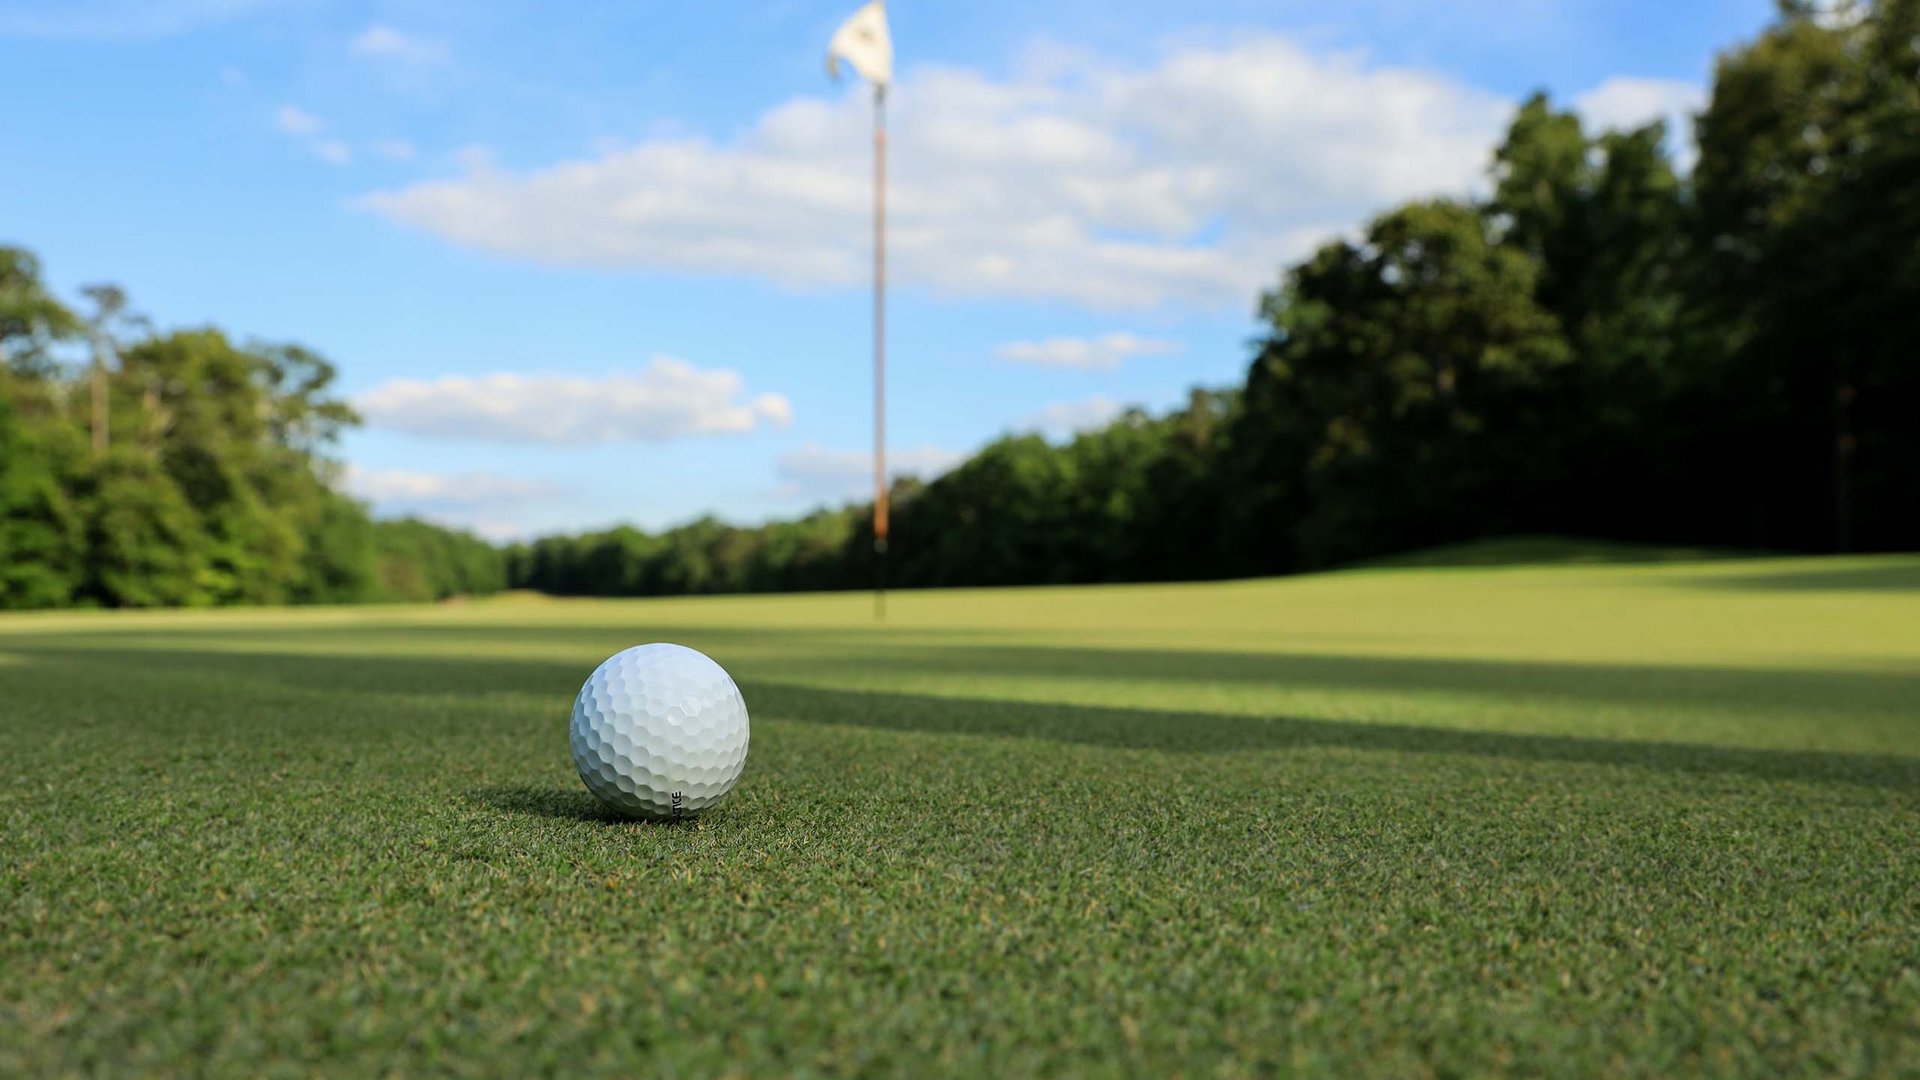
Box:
[3,553,1918,1077]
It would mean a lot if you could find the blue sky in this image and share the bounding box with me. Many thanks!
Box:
[1,0,1775,539]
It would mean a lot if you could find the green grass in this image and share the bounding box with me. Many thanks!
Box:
[3,553,1918,1077]
[1352,533,1750,569]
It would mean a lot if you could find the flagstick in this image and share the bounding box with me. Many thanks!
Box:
[872,84,889,621]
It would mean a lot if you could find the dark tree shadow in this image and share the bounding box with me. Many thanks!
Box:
[1682,562,1920,593]
[1352,535,1743,570]
[745,683,1920,792]
[775,646,1920,722]
[25,637,1919,723]
[14,642,1919,792]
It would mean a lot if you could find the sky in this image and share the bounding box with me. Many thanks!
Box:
[0,0,1777,540]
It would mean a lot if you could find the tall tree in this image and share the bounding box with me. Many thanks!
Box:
[0,247,80,380]
[0,397,85,608]
[1485,96,1687,539]
[77,283,144,455]
[1689,0,1920,550]
[1234,200,1571,568]
[78,449,212,608]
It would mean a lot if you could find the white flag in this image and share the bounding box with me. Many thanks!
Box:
[827,1,892,87]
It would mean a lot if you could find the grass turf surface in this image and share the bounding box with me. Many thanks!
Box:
[3,552,1918,1077]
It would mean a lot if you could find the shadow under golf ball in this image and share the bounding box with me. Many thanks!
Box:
[467,783,710,826]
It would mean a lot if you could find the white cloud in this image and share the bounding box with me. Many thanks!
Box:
[1809,0,1870,29]
[1574,76,1705,168]
[354,356,793,444]
[363,36,1512,310]
[1023,395,1125,437]
[0,0,269,39]
[995,332,1178,370]
[274,104,324,136]
[776,442,965,500]
[343,465,562,505]
[370,138,418,162]
[341,465,561,541]
[275,105,355,165]
[350,24,450,66]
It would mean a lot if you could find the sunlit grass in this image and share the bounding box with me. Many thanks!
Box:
[3,552,1917,1076]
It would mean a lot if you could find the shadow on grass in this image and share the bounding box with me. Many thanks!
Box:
[778,646,1920,721]
[465,783,704,827]
[747,683,1920,792]
[1682,562,1920,593]
[12,643,1920,791]
[10,620,999,647]
[1351,535,1744,570]
[469,783,626,823]
[23,633,1916,724]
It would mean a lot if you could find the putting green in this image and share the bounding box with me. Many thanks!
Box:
[3,553,1917,1076]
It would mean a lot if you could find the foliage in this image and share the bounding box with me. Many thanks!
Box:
[1233,200,1571,568]
[0,397,84,608]
[0,252,501,609]
[1685,0,1920,551]
[371,517,509,602]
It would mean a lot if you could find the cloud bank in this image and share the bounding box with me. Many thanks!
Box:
[364,36,1514,310]
[995,332,1178,370]
[340,465,567,540]
[776,442,965,500]
[1573,76,1706,168]
[354,356,793,444]
[1022,395,1125,437]
[350,24,449,67]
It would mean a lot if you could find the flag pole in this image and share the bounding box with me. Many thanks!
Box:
[872,83,888,620]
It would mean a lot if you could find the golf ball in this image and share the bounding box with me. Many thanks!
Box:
[569,643,750,820]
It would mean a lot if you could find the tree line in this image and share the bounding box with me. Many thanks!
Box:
[0,251,503,608]
[4,2,1914,609]
[513,2,1918,596]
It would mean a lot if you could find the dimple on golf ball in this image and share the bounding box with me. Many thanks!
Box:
[569,643,750,820]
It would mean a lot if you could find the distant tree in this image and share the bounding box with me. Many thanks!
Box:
[1134,388,1237,580]
[295,492,380,603]
[893,435,1067,586]
[367,518,505,601]
[0,247,80,379]
[0,397,84,607]
[1690,0,1920,550]
[1485,94,1687,540]
[78,449,211,608]
[0,246,504,610]
[78,283,147,454]
[1233,200,1571,568]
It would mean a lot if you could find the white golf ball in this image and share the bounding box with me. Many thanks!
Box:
[569,643,750,820]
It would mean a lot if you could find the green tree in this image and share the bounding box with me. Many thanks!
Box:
[0,397,84,607]
[294,491,380,603]
[1133,388,1237,580]
[1485,95,1687,539]
[1234,200,1571,568]
[1688,0,1920,550]
[79,449,211,607]
[0,247,80,380]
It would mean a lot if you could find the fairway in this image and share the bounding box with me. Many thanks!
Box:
[4,554,1918,1076]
